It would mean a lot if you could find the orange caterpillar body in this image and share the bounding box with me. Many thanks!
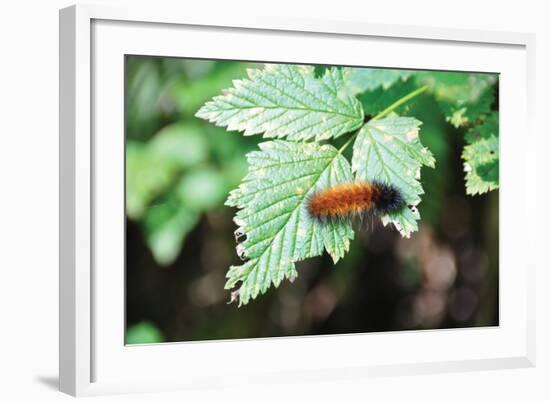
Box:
[307,181,405,220]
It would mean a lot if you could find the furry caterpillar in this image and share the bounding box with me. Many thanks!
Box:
[307,181,406,220]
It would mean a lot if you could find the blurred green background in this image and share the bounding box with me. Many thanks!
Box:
[125,56,499,344]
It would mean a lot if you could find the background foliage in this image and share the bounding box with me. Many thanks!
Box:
[125,56,498,343]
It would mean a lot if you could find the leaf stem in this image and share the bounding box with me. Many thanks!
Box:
[338,85,429,154]
[372,85,428,121]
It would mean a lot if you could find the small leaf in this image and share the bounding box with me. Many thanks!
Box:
[443,88,495,128]
[462,112,499,195]
[196,64,364,141]
[143,194,199,266]
[465,112,499,143]
[126,321,163,344]
[172,62,254,115]
[358,78,419,117]
[125,123,208,220]
[462,135,499,195]
[225,140,354,305]
[352,115,435,237]
[150,123,209,168]
[177,167,227,212]
[344,67,413,95]
[381,205,420,237]
[415,71,497,128]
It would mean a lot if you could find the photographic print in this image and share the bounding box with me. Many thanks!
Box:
[125,56,499,344]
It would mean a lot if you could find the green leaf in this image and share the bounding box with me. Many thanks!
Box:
[125,123,208,220]
[225,140,354,305]
[358,78,419,117]
[406,95,452,225]
[445,87,494,128]
[150,123,209,169]
[177,167,227,212]
[465,112,499,143]
[462,135,499,195]
[143,194,199,266]
[126,321,164,344]
[172,62,254,115]
[344,67,413,95]
[415,71,497,128]
[125,142,178,220]
[462,112,499,195]
[196,64,364,141]
[352,115,435,237]
[125,57,165,141]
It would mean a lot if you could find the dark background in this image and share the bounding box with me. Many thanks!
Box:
[124,56,498,344]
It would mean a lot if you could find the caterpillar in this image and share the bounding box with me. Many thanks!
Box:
[307,181,406,221]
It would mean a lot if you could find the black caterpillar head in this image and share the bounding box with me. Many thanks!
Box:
[373,181,406,214]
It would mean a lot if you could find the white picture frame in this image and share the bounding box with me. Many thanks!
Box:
[59,3,536,397]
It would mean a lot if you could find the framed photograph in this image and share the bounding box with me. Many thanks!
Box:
[59,4,536,396]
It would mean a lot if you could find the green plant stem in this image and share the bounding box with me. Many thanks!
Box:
[372,85,428,121]
[338,85,428,154]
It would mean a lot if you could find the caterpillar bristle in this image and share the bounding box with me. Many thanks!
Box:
[307,181,405,225]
